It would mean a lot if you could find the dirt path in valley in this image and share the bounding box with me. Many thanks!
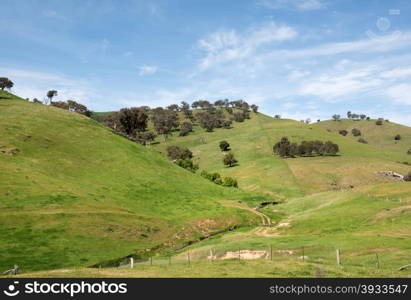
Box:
[222,201,271,226]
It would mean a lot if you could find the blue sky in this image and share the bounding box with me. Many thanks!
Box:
[1,0,411,124]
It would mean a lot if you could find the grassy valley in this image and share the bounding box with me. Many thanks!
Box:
[1,90,410,277]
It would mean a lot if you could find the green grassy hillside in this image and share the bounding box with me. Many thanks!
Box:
[314,118,411,160]
[152,182,411,277]
[15,182,411,278]
[0,91,262,272]
[153,112,410,197]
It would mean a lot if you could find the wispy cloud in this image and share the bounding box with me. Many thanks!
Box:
[259,0,325,11]
[138,65,158,76]
[197,22,297,70]
[0,67,97,106]
[385,84,411,105]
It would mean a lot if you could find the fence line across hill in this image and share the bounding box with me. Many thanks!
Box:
[106,245,410,275]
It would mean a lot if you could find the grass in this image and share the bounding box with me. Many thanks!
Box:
[1,90,410,277]
[11,258,409,278]
[0,91,266,272]
[152,112,410,197]
[314,118,411,163]
[157,182,411,278]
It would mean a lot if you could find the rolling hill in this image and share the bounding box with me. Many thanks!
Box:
[152,112,410,197]
[313,118,411,160]
[0,91,262,272]
[1,90,410,277]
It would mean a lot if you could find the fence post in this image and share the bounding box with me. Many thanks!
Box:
[130,257,134,269]
[336,249,341,265]
[302,246,305,262]
[188,251,191,266]
[150,257,153,266]
[270,245,273,261]
[376,253,380,269]
[238,249,241,261]
[169,256,171,266]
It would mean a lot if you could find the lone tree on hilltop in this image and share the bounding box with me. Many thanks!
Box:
[46,90,58,104]
[332,114,341,121]
[0,77,14,91]
[219,141,230,151]
[223,152,238,167]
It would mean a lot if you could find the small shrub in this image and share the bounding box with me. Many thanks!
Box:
[223,119,232,128]
[175,158,198,173]
[179,122,193,136]
[351,128,361,136]
[233,112,245,122]
[222,177,238,188]
[408,149,411,155]
[394,134,401,141]
[358,138,368,144]
[223,152,238,167]
[200,170,238,187]
[404,172,411,181]
[219,141,230,151]
[375,119,383,125]
[166,145,193,160]
[338,129,348,136]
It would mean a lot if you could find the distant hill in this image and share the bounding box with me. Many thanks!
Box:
[314,119,411,160]
[153,112,410,197]
[0,91,259,272]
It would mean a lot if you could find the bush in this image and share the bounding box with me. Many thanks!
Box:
[351,128,361,136]
[179,122,193,136]
[200,171,238,187]
[408,149,411,155]
[219,141,230,151]
[223,119,232,128]
[394,134,401,141]
[338,129,348,136]
[233,112,245,122]
[404,172,411,181]
[166,145,193,160]
[222,177,238,188]
[274,137,339,158]
[358,138,368,144]
[376,119,383,125]
[223,152,238,167]
[175,158,198,173]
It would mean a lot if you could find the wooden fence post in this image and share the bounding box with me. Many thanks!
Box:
[150,257,153,266]
[130,257,134,269]
[270,245,273,261]
[188,251,191,266]
[169,256,171,266]
[336,249,341,265]
[238,249,241,261]
[302,246,305,262]
[376,253,380,269]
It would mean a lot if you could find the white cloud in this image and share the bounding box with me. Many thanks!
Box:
[259,0,325,11]
[138,65,158,76]
[197,22,297,70]
[385,84,411,105]
[380,66,411,79]
[288,70,311,80]
[0,67,97,106]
